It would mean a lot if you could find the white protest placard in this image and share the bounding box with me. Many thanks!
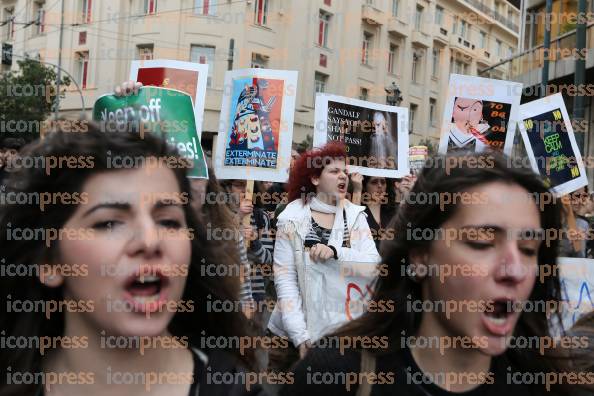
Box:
[129,59,209,139]
[314,94,409,178]
[558,258,594,330]
[213,68,298,182]
[438,74,522,155]
[301,256,378,342]
[518,93,587,196]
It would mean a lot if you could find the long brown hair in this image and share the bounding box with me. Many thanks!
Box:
[337,151,575,394]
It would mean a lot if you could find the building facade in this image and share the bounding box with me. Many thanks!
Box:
[480,0,593,183]
[2,0,520,151]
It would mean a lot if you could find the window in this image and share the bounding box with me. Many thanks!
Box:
[360,88,369,101]
[190,45,215,87]
[144,0,157,15]
[431,48,439,78]
[479,31,487,48]
[429,98,437,126]
[435,6,443,25]
[251,53,268,68]
[388,44,398,74]
[362,32,372,65]
[314,72,327,102]
[75,51,89,89]
[4,8,14,41]
[460,20,468,38]
[319,53,327,67]
[392,0,399,17]
[137,44,154,60]
[507,46,513,58]
[414,5,423,31]
[34,2,45,35]
[318,11,330,47]
[410,104,417,133]
[195,0,216,16]
[452,16,458,34]
[496,39,502,57]
[452,59,469,74]
[412,53,421,82]
[254,0,268,26]
[80,0,92,23]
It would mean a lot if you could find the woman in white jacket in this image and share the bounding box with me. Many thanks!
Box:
[268,142,381,365]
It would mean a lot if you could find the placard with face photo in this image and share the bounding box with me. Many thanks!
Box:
[314,94,410,178]
[438,74,522,155]
[518,93,587,196]
[214,68,298,182]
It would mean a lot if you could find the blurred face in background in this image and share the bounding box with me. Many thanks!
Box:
[570,187,590,216]
[290,149,300,170]
[365,177,387,202]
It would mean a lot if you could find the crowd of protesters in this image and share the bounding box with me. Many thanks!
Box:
[1,85,594,395]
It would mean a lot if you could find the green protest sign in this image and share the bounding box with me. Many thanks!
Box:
[92,87,208,178]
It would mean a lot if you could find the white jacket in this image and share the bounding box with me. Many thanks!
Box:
[268,199,381,347]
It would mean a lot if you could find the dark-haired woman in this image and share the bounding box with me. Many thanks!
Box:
[268,142,381,367]
[0,125,265,396]
[351,174,396,250]
[282,151,581,396]
[190,172,255,316]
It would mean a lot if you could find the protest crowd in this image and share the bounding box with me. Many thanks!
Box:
[2,73,594,396]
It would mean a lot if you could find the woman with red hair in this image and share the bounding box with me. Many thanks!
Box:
[268,142,381,368]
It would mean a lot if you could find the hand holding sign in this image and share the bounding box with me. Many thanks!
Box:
[92,86,208,178]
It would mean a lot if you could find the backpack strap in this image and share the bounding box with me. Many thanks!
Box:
[356,350,376,396]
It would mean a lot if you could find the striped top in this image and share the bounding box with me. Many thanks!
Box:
[246,207,274,301]
[304,209,349,249]
[236,233,253,306]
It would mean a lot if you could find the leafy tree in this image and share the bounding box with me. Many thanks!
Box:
[295,134,313,152]
[0,58,71,147]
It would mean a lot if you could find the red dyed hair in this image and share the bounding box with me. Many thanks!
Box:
[286,141,347,203]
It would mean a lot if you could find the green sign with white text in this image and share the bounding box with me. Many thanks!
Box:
[93,87,208,178]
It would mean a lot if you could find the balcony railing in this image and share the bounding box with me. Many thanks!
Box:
[460,0,519,32]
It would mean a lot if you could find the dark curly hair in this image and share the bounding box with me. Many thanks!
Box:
[0,124,254,396]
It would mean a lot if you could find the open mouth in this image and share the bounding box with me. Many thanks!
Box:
[338,182,346,192]
[123,271,169,313]
[482,299,515,336]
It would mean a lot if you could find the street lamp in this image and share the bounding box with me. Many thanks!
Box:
[385,82,403,106]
